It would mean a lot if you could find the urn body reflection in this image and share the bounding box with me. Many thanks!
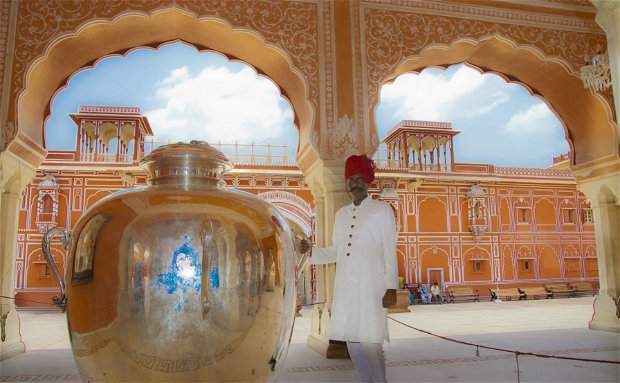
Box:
[42,142,304,382]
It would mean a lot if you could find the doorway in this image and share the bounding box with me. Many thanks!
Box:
[428,268,444,288]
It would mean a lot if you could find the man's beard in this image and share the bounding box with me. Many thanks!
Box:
[349,187,363,193]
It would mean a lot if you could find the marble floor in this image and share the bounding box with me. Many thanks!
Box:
[1,296,619,382]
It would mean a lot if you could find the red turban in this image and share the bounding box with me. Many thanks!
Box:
[345,155,375,183]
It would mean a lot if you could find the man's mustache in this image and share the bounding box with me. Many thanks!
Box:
[349,186,364,192]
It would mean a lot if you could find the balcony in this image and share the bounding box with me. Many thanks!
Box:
[42,142,574,180]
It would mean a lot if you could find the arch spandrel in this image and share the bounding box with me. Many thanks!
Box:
[371,37,617,168]
[11,5,320,172]
[361,2,616,169]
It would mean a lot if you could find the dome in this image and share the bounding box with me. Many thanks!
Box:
[465,184,485,198]
[38,174,59,188]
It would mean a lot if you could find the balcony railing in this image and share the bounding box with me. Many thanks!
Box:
[45,142,574,179]
[141,140,297,166]
[372,146,450,172]
[372,158,449,172]
[80,153,132,163]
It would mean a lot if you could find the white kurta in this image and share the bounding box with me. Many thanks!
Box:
[310,196,398,343]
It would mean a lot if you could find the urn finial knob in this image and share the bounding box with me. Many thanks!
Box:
[140,141,233,186]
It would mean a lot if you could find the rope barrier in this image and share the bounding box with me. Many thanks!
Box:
[4,293,619,380]
[388,315,620,383]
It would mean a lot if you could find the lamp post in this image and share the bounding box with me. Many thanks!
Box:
[495,266,501,303]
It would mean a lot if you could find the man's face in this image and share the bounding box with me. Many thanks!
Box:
[346,173,369,198]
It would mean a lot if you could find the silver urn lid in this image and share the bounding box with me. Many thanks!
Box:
[140,140,234,187]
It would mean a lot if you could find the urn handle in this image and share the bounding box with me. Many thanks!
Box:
[42,227,71,312]
[293,232,311,280]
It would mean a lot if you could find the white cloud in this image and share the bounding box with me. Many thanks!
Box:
[145,66,293,144]
[377,64,567,168]
[160,67,191,85]
[379,65,491,121]
[503,102,556,135]
[464,90,510,118]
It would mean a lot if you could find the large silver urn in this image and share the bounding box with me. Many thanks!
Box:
[42,141,308,382]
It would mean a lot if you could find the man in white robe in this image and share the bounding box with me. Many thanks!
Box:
[430,282,442,303]
[305,154,398,383]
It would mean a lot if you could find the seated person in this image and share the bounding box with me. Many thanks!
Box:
[418,284,431,304]
[430,282,442,303]
[406,283,416,305]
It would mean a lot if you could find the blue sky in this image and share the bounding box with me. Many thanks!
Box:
[45,42,569,168]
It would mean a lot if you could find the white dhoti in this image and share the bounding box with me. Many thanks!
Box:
[347,342,387,383]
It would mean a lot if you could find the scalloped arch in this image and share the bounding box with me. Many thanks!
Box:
[420,246,450,259]
[463,246,491,260]
[258,190,314,236]
[539,244,560,259]
[24,246,66,288]
[534,198,557,209]
[17,7,314,167]
[516,245,535,258]
[417,195,447,208]
[563,244,580,257]
[373,36,617,167]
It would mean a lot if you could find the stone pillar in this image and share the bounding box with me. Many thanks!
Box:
[304,159,350,358]
[583,0,620,333]
[592,0,619,122]
[0,188,23,360]
[575,167,620,332]
[0,150,37,360]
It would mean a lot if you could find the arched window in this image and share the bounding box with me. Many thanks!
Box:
[36,174,60,232]
[42,194,54,214]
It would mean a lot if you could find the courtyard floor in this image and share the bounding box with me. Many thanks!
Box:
[1,296,619,382]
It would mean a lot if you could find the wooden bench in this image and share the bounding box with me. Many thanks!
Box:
[519,286,553,300]
[404,284,422,305]
[571,282,598,297]
[446,287,480,303]
[432,289,449,304]
[544,283,576,298]
[490,288,525,301]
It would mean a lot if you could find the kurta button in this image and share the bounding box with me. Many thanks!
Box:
[349,234,353,238]
[347,253,350,256]
[353,216,356,219]
[351,225,355,228]
[348,243,351,246]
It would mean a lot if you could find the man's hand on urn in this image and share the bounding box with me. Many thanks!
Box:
[300,238,312,254]
[382,289,397,308]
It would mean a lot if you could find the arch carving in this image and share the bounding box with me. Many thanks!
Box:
[259,190,314,235]
[463,246,491,280]
[534,198,557,227]
[516,246,535,259]
[83,190,114,211]
[539,245,561,279]
[361,3,616,167]
[563,244,580,258]
[417,196,448,232]
[501,245,515,281]
[463,246,490,261]
[24,247,66,288]
[419,246,450,284]
[6,4,320,171]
